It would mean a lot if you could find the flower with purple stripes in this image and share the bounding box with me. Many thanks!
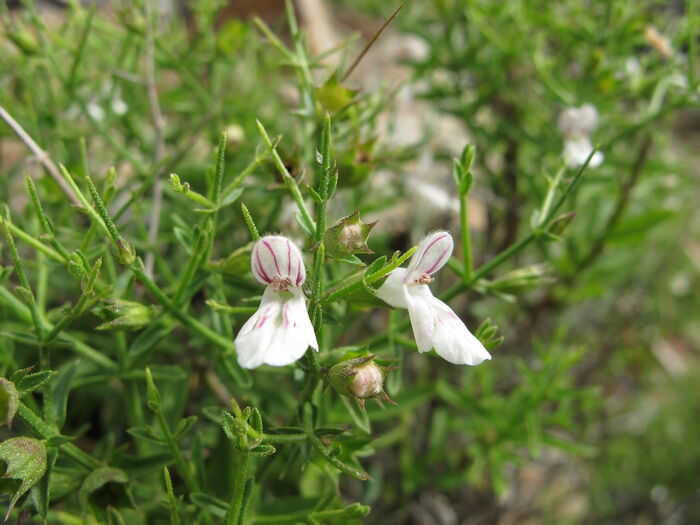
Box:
[234,236,318,369]
[376,231,491,366]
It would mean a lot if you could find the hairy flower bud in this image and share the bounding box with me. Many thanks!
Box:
[0,378,19,428]
[95,299,156,331]
[326,355,396,410]
[114,239,136,266]
[323,211,376,259]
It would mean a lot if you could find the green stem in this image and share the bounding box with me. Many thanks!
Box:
[17,403,100,470]
[2,218,46,338]
[57,165,110,237]
[131,263,234,352]
[225,449,250,525]
[689,0,698,87]
[459,192,473,281]
[221,154,265,198]
[322,246,417,304]
[85,175,121,245]
[255,120,315,235]
[0,285,118,370]
[155,409,197,492]
[0,217,66,264]
[260,432,307,444]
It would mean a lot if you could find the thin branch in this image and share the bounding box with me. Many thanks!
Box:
[574,135,653,272]
[341,3,404,83]
[0,105,81,206]
[144,0,166,278]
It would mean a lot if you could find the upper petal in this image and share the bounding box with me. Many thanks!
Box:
[558,104,599,138]
[405,231,453,283]
[251,235,306,287]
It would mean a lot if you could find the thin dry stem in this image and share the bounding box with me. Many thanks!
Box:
[341,3,404,83]
[144,0,166,278]
[0,105,81,206]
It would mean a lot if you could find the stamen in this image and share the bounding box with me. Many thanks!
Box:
[414,274,434,285]
[270,276,293,292]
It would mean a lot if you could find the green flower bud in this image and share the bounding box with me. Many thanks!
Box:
[487,264,552,295]
[224,124,245,150]
[548,211,576,236]
[460,144,476,173]
[326,355,396,410]
[95,299,157,331]
[0,378,19,429]
[324,211,377,259]
[113,239,136,266]
[0,437,47,520]
[6,28,39,55]
[317,74,358,114]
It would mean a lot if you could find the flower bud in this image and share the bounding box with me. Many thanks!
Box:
[113,239,136,266]
[225,124,245,150]
[0,378,19,428]
[548,211,576,236]
[405,231,453,284]
[251,236,305,290]
[323,211,376,259]
[326,355,396,410]
[6,28,39,55]
[487,264,552,294]
[95,299,156,331]
[0,437,47,520]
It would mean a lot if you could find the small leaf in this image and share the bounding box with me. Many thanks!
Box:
[317,73,357,113]
[52,361,79,428]
[249,407,263,434]
[190,492,228,518]
[208,243,253,276]
[78,467,129,512]
[16,370,57,396]
[145,367,161,409]
[173,416,198,440]
[126,426,166,445]
[250,444,276,457]
[44,435,74,448]
[219,187,244,208]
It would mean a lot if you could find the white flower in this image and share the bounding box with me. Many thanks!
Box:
[557,104,604,168]
[234,236,318,369]
[376,231,492,366]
